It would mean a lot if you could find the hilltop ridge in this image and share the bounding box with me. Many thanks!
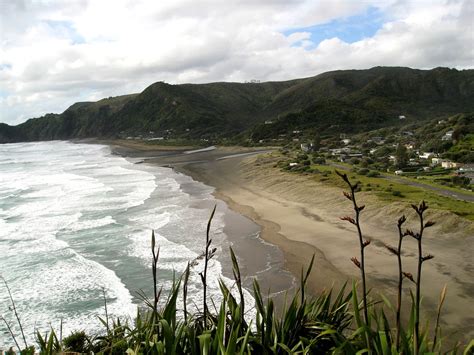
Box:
[1,66,473,143]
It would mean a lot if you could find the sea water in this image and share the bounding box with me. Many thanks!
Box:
[0,141,276,348]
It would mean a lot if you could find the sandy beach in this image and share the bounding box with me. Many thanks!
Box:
[104,140,474,344]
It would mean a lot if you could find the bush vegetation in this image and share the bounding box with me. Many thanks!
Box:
[1,175,473,354]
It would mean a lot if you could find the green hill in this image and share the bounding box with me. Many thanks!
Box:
[1,67,473,143]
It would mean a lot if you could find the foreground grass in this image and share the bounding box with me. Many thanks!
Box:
[2,177,474,354]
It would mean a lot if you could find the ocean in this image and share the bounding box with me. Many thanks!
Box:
[0,141,293,348]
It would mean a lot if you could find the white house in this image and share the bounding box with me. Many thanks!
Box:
[399,115,406,120]
[441,161,460,169]
[301,143,314,152]
[442,130,454,141]
[419,152,435,160]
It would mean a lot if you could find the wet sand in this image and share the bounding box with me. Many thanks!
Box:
[100,140,474,345]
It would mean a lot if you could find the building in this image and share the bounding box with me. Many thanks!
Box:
[441,161,460,169]
[301,143,314,152]
[431,157,444,165]
[419,152,435,160]
[441,130,454,141]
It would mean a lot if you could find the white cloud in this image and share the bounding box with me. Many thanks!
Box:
[0,0,472,125]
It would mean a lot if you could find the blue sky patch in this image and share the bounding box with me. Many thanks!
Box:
[285,6,386,48]
[44,20,85,45]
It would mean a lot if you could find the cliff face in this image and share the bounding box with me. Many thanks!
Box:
[1,67,473,143]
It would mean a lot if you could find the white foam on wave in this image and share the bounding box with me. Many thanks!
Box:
[123,165,257,320]
[67,215,117,232]
[0,141,259,347]
[0,248,136,348]
[0,141,163,347]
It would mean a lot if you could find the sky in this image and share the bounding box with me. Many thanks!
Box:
[0,0,473,125]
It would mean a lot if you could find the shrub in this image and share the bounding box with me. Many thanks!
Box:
[358,168,370,175]
[367,170,380,177]
[63,331,89,353]
[392,190,403,197]
[313,157,326,164]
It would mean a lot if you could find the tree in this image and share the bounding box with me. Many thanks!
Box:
[395,144,408,168]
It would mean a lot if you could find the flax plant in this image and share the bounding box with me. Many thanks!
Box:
[336,171,371,345]
[199,205,217,327]
[384,214,407,348]
[405,201,435,355]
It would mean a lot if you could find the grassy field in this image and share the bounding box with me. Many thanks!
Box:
[280,155,474,221]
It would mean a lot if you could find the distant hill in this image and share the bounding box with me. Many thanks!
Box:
[1,67,473,143]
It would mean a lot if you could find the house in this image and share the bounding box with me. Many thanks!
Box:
[419,152,435,160]
[441,161,460,169]
[405,143,415,150]
[330,148,351,155]
[264,120,273,124]
[301,143,314,152]
[395,170,404,175]
[399,115,406,120]
[402,131,414,137]
[289,162,298,167]
[342,139,351,145]
[441,130,454,141]
[431,157,444,165]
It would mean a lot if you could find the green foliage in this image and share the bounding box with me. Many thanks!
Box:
[395,144,408,169]
[392,190,404,197]
[367,170,380,177]
[62,330,90,353]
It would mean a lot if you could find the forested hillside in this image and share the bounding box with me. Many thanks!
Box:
[1,67,473,143]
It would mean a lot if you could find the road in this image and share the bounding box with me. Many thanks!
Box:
[328,162,474,203]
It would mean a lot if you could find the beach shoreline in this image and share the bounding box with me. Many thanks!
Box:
[97,139,474,344]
